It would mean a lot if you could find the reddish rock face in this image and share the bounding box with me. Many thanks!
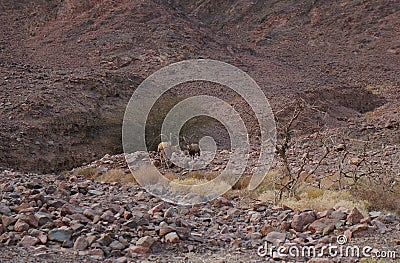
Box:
[347,207,364,225]
[73,236,89,251]
[308,218,338,234]
[291,211,316,232]
[128,245,152,255]
[14,219,30,232]
[19,236,39,247]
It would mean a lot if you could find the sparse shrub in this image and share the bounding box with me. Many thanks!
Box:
[352,178,400,214]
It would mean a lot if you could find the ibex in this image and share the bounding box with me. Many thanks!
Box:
[182,136,200,159]
[187,143,200,158]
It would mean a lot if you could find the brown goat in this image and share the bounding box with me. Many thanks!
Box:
[187,143,200,158]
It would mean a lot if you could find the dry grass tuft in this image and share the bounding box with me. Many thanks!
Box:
[98,168,138,184]
[173,177,209,185]
[257,188,369,214]
[232,176,251,190]
[352,178,400,214]
[74,167,99,179]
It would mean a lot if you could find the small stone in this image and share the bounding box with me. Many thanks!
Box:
[20,235,39,247]
[2,215,16,228]
[128,245,151,254]
[382,213,398,224]
[83,209,97,220]
[322,224,335,236]
[164,207,175,218]
[165,232,179,243]
[87,248,104,259]
[123,219,137,229]
[331,210,347,220]
[175,227,190,240]
[136,236,155,248]
[308,218,337,234]
[280,221,291,231]
[159,226,175,237]
[344,229,352,241]
[37,233,47,244]
[372,220,388,233]
[212,197,232,208]
[0,205,11,215]
[109,240,125,250]
[115,257,128,263]
[69,213,91,224]
[60,204,76,216]
[148,203,165,216]
[48,229,73,242]
[62,239,74,248]
[368,211,382,218]
[71,223,84,232]
[98,234,113,246]
[347,207,364,225]
[87,235,97,246]
[74,236,89,251]
[291,211,316,232]
[14,219,30,232]
[34,212,53,226]
[100,210,114,222]
[261,224,274,237]
[266,231,286,245]
[317,210,332,219]
[20,213,39,228]
[88,190,103,196]
[349,157,362,166]
[249,232,262,239]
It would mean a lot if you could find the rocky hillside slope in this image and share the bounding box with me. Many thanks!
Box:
[0,0,398,172]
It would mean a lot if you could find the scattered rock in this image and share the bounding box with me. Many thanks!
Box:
[34,212,53,226]
[109,240,125,250]
[291,211,316,232]
[14,219,30,232]
[74,236,89,251]
[2,215,16,228]
[20,213,39,228]
[308,218,337,234]
[265,231,286,245]
[19,236,39,247]
[165,232,179,243]
[48,229,72,242]
[136,236,155,248]
[0,205,12,215]
[148,203,165,216]
[128,245,151,254]
[347,207,364,225]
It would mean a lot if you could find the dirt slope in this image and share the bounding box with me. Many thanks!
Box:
[0,0,399,172]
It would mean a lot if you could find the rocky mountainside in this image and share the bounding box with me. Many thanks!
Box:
[0,1,399,261]
[0,0,398,172]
